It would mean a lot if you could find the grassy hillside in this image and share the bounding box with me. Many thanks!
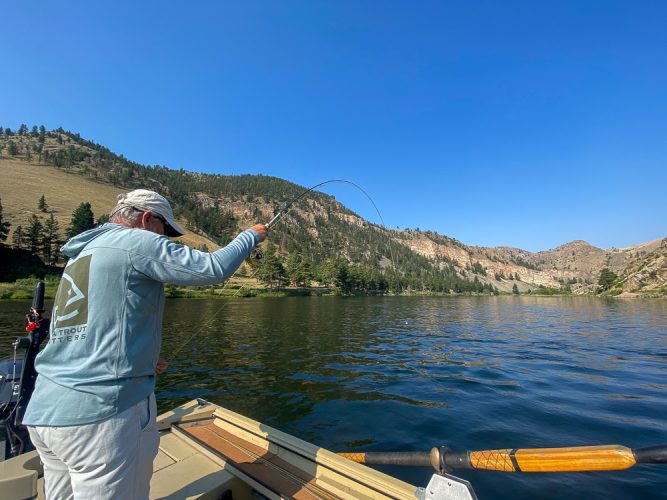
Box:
[0,159,221,251]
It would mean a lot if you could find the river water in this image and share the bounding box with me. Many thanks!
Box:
[1,296,666,499]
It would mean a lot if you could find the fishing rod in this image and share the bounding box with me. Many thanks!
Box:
[170,178,393,358]
[267,179,385,229]
[339,443,667,473]
[247,178,393,266]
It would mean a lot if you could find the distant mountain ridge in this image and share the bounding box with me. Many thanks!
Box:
[0,126,664,296]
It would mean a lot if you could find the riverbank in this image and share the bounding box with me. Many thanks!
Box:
[2,277,661,300]
[0,277,504,300]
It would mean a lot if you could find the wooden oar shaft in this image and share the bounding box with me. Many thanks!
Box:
[467,445,636,472]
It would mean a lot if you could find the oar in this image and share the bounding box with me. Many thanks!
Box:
[339,444,667,473]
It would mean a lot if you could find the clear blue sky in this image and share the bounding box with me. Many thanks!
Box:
[3,1,665,251]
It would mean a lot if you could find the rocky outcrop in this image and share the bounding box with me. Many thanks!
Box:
[617,239,667,295]
[391,231,666,295]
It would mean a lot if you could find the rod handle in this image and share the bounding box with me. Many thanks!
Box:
[32,281,45,313]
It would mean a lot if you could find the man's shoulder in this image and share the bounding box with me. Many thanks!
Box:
[93,225,168,249]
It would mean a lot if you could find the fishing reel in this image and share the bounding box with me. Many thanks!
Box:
[246,247,264,267]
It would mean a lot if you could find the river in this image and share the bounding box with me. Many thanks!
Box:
[1,296,666,499]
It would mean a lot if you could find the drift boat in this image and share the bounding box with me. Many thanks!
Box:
[1,398,475,499]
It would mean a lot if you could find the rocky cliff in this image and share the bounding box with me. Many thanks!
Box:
[393,231,666,296]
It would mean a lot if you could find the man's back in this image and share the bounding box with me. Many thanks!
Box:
[24,224,166,426]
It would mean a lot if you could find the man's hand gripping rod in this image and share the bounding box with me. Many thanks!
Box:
[247,204,290,265]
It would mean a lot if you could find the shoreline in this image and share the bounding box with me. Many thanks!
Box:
[1,279,664,300]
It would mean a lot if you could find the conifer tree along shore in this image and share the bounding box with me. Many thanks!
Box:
[67,202,96,238]
[0,198,11,243]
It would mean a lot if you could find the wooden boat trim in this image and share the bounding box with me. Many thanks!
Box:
[176,420,342,499]
[208,406,417,497]
[162,402,418,499]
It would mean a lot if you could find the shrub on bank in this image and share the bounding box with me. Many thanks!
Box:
[0,275,60,299]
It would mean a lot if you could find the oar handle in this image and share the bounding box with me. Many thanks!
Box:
[339,445,667,473]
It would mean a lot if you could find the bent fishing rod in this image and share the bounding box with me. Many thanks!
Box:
[247,178,392,265]
[267,179,384,228]
[170,178,392,358]
[338,443,667,473]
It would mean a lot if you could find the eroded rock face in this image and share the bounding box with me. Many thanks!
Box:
[620,239,667,294]
[391,231,666,295]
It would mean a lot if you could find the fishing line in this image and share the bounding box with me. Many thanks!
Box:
[167,265,262,359]
[254,179,397,270]
[167,179,397,360]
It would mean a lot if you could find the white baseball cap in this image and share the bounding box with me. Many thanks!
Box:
[110,189,185,237]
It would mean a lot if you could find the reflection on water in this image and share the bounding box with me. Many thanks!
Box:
[1,296,666,499]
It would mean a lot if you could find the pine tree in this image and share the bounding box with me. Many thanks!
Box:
[7,140,18,156]
[26,215,43,253]
[12,226,24,249]
[598,268,617,291]
[316,259,342,288]
[0,197,11,243]
[255,243,286,288]
[512,283,520,294]
[67,202,95,238]
[95,214,109,226]
[286,253,312,287]
[42,213,62,264]
[334,260,351,293]
[38,194,48,212]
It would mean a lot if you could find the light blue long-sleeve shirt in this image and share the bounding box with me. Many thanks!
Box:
[23,223,260,426]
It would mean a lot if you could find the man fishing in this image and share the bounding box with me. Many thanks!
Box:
[22,189,268,499]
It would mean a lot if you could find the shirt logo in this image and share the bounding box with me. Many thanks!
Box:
[50,254,91,343]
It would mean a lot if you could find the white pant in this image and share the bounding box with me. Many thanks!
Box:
[28,393,159,500]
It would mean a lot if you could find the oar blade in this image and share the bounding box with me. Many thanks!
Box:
[469,445,636,472]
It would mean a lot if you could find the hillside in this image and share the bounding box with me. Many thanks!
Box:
[615,239,667,296]
[0,159,225,252]
[390,231,666,295]
[0,126,664,296]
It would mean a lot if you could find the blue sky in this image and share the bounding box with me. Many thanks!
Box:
[2,1,665,251]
